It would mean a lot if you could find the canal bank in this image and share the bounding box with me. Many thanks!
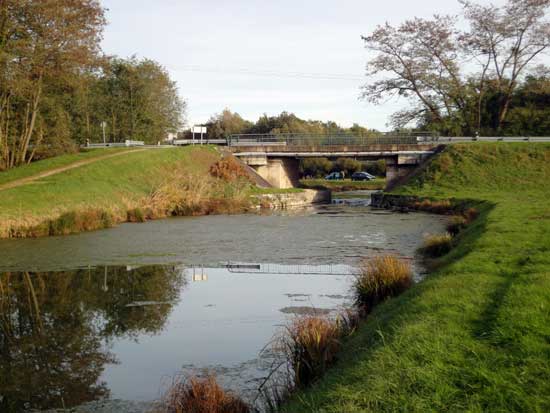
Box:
[0,192,448,412]
[281,143,550,412]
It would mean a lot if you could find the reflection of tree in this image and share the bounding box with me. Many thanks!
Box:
[0,265,185,411]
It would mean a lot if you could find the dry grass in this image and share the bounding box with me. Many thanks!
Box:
[413,198,454,214]
[419,233,454,257]
[209,156,253,183]
[1,160,253,238]
[280,315,342,388]
[354,256,413,311]
[164,374,250,413]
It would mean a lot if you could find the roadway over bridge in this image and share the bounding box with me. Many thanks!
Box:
[228,133,441,188]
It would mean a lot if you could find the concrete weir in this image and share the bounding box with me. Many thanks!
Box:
[256,189,331,209]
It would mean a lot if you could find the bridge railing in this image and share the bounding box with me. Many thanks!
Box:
[227,132,437,146]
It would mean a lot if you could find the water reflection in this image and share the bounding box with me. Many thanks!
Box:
[0,265,184,411]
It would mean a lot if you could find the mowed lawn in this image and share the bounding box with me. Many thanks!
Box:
[0,147,133,187]
[282,143,550,412]
[0,147,219,221]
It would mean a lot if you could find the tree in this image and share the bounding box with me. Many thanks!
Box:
[0,0,106,169]
[91,57,185,144]
[205,108,252,139]
[362,0,550,135]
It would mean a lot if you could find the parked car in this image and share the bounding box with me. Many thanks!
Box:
[351,171,376,181]
[324,171,344,180]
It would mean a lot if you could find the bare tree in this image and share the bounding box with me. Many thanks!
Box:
[461,0,550,130]
[362,0,550,133]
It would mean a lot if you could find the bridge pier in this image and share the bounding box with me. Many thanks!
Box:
[384,153,432,189]
[240,155,300,188]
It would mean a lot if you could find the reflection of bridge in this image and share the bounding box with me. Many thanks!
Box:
[228,133,441,189]
[225,262,351,276]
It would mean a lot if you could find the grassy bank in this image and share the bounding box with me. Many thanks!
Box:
[0,147,133,186]
[282,143,550,412]
[300,178,385,191]
[0,147,254,238]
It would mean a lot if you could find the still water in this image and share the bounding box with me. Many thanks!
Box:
[0,196,447,412]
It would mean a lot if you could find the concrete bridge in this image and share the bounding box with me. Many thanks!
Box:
[228,133,441,188]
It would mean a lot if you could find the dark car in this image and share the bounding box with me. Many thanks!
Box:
[351,171,375,181]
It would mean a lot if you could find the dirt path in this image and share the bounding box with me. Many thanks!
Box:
[0,149,146,192]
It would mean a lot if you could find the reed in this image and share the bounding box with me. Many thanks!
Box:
[419,233,454,257]
[353,256,413,311]
[164,374,250,413]
[280,315,342,388]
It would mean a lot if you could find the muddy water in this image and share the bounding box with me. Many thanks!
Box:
[0,196,447,412]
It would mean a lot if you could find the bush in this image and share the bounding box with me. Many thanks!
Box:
[419,233,453,257]
[354,256,413,310]
[282,316,342,387]
[364,159,386,177]
[209,156,252,183]
[164,374,250,413]
[335,158,362,176]
[300,157,333,178]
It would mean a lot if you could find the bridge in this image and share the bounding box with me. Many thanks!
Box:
[228,133,441,188]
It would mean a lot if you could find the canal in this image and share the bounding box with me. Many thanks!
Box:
[0,193,447,412]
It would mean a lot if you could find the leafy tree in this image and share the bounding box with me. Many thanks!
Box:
[362,0,550,135]
[205,108,252,139]
[335,158,363,175]
[90,57,185,144]
[0,0,106,169]
[300,157,333,178]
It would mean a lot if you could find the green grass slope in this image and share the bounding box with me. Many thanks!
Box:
[0,147,251,237]
[282,143,550,412]
[0,147,132,186]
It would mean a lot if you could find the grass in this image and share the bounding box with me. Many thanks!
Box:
[354,256,413,311]
[0,147,132,186]
[281,143,550,412]
[281,316,342,388]
[164,374,250,413]
[300,178,385,191]
[0,147,254,238]
[418,233,454,258]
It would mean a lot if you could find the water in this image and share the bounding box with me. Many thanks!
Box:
[0,197,447,412]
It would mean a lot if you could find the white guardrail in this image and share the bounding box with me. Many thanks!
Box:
[432,136,550,143]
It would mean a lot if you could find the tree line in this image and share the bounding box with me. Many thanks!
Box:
[362,0,550,136]
[301,158,386,178]
[0,1,184,170]
[201,109,378,139]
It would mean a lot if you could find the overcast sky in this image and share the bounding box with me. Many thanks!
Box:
[100,0,505,131]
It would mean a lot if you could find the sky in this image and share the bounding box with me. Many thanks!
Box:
[100,0,502,131]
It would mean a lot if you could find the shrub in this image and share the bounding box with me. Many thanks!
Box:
[281,316,342,387]
[354,256,413,310]
[300,157,333,178]
[446,215,467,235]
[164,374,250,413]
[209,156,252,183]
[419,233,453,257]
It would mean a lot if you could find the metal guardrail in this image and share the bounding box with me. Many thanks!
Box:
[228,133,550,147]
[85,140,145,148]
[229,132,434,146]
